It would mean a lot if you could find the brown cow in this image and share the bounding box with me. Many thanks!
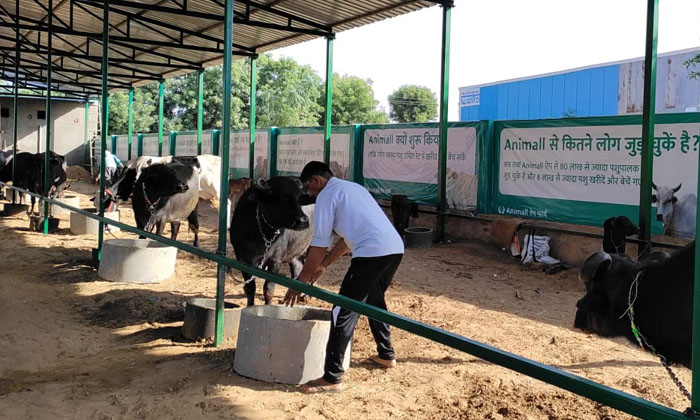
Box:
[228,177,251,211]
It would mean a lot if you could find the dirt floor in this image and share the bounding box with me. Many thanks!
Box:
[0,180,693,420]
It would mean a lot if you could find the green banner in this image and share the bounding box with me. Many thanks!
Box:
[481,113,700,234]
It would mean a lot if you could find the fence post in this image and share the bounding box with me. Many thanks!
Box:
[170,131,177,156]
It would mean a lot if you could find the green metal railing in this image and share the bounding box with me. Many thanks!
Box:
[0,180,691,420]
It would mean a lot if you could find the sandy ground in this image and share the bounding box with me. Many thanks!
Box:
[0,180,693,420]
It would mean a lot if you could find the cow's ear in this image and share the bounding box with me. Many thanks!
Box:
[580,252,613,286]
[672,196,678,203]
[651,194,657,203]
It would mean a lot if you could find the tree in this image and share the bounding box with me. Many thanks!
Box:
[320,74,388,125]
[108,87,157,135]
[388,85,438,123]
[256,54,323,128]
[683,53,700,79]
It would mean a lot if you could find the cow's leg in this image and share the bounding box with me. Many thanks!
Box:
[243,273,256,306]
[187,206,200,247]
[263,261,279,305]
[170,221,181,241]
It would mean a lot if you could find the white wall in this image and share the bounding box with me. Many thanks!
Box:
[0,97,87,165]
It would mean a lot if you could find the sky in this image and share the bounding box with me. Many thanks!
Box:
[271,0,700,121]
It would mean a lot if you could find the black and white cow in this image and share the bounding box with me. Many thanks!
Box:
[652,182,696,239]
[574,241,695,368]
[0,151,67,213]
[390,194,419,238]
[602,215,639,254]
[131,160,200,247]
[230,177,312,306]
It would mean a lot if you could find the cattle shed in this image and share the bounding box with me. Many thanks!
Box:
[0,1,699,420]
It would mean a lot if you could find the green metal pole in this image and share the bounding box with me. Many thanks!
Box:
[215,0,234,347]
[436,2,453,243]
[249,56,257,179]
[158,80,164,156]
[97,0,110,260]
[83,100,89,165]
[197,70,204,155]
[11,0,19,204]
[170,132,177,156]
[637,0,658,260]
[43,0,53,235]
[323,36,334,165]
[692,133,700,414]
[127,87,133,160]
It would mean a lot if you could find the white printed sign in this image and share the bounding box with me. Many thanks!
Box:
[499,124,700,206]
[277,133,324,175]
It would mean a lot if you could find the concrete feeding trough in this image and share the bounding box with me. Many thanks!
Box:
[0,202,28,217]
[97,239,177,283]
[234,306,351,384]
[52,195,81,218]
[29,214,60,232]
[70,209,120,235]
[404,227,434,249]
[182,298,242,341]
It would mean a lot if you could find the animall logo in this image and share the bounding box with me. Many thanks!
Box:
[498,206,506,214]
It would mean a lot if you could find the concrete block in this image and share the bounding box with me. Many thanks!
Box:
[98,239,177,283]
[182,298,242,341]
[70,210,120,235]
[234,306,351,384]
[0,203,28,217]
[52,194,80,218]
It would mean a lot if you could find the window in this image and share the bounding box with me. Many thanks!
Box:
[37,110,46,120]
[0,108,8,118]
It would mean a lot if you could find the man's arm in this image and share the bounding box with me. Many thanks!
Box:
[281,246,326,307]
[320,238,349,268]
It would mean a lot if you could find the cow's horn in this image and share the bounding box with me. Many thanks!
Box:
[673,183,682,193]
[652,182,658,190]
[579,252,613,286]
[255,178,269,189]
[293,177,304,190]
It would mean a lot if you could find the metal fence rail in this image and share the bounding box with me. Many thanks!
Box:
[0,181,689,420]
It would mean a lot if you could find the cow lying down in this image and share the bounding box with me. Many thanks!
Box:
[574,242,693,368]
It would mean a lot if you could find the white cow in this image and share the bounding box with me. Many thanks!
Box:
[652,182,697,239]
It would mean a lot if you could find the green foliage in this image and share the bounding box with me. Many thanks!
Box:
[108,88,156,135]
[107,54,386,135]
[683,53,700,80]
[388,85,438,123]
[256,54,323,128]
[321,74,388,125]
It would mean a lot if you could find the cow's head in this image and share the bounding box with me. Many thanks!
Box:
[574,252,641,338]
[248,176,309,231]
[652,182,681,227]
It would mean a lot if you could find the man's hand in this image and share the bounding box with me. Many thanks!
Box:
[281,265,326,307]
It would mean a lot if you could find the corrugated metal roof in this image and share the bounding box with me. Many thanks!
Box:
[0,0,444,95]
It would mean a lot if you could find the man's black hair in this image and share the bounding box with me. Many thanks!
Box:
[300,161,333,183]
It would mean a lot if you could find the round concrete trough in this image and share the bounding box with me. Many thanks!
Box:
[97,239,177,283]
[182,298,242,341]
[234,305,351,385]
[52,195,81,218]
[70,209,120,235]
[404,227,434,249]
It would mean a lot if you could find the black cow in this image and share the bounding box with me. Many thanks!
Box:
[131,160,200,247]
[0,151,67,213]
[391,194,419,237]
[602,215,640,254]
[230,177,311,306]
[574,241,694,368]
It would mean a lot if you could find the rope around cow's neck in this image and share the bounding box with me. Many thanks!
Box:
[620,270,691,401]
